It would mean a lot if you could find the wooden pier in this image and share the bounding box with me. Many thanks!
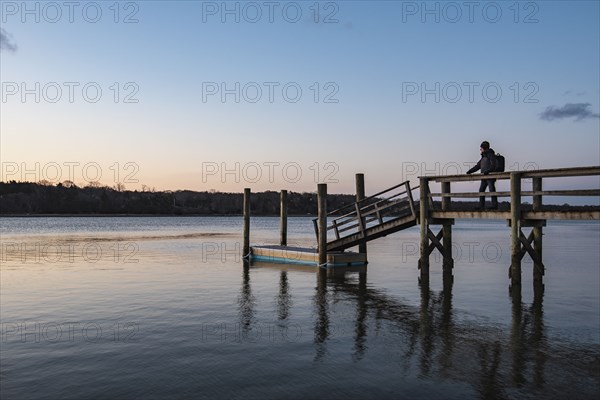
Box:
[245,166,600,286]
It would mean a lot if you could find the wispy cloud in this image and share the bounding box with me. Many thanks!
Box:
[0,28,18,53]
[539,103,600,121]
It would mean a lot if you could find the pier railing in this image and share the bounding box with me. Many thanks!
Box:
[421,165,600,217]
[312,180,417,241]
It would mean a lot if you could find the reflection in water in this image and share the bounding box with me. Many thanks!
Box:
[531,283,546,388]
[510,285,525,386]
[418,277,433,377]
[325,269,369,361]
[313,269,330,361]
[440,274,454,374]
[277,271,292,322]
[510,282,546,390]
[238,261,256,338]
[477,340,503,400]
[353,271,368,361]
[241,262,600,397]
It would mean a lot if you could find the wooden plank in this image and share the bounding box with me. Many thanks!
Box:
[432,190,599,198]
[355,203,366,238]
[432,191,512,198]
[430,172,511,182]
[431,211,511,219]
[427,165,600,182]
[522,166,600,178]
[332,219,340,239]
[430,210,600,220]
[524,189,600,196]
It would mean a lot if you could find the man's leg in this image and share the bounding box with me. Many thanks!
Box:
[478,179,488,209]
[488,179,498,209]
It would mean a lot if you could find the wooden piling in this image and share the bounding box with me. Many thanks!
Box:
[532,177,543,282]
[419,177,430,276]
[317,184,328,266]
[441,182,453,274]
[243,188,251,258]
[280,190,288,246]
[510,173,522,286]
[355,173,367,256]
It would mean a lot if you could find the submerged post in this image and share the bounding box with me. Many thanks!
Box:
[280,190,288,246]
[317,183,328,266]
[355,173,367,256]
[510,173,522,286]
[419,177,430,277]
[532,177,543,282]
[243,188,251,258]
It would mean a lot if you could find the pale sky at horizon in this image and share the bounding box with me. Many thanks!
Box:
[1,0,599,195]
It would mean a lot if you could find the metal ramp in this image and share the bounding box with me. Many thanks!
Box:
[313,181,419,252]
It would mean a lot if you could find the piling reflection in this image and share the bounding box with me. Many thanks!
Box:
[277,270,292,322]
[439,274,454,374]
[244,262,558,397]
[313,268,330,361]
[353,271,368,360]
[238,261,256,337]
[418,277,434,377]
[509,282,546,389]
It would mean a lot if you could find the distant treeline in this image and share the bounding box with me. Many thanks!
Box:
[1,181,596,216]
[0,181,356,215]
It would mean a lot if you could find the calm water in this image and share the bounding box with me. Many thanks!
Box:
[1,217,599,399]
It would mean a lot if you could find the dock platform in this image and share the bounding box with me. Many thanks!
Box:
[250,245,367,268]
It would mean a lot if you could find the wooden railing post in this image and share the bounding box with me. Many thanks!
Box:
[510,173,522,286]
[532,177,543,282]
[356,173,367,255]
[419,177,430,277]
[243,188,251,258]
[406,181,417,218]
[280,190,288,246]
[318,184,328,266]
[441,182,451,211]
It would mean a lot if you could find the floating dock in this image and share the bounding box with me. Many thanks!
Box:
[250,245,367,268]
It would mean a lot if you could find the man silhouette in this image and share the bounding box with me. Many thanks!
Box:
[467,141,498,210]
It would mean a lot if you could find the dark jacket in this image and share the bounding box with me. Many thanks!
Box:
[467,148,496,175]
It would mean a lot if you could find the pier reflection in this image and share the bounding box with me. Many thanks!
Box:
[238,261,256,337]
[313,269,330,361]
[509,282,546,389]
[245,262,553,397]
[277,270,292,322]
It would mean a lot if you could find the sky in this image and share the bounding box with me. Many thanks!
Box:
[1,0,599,195]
